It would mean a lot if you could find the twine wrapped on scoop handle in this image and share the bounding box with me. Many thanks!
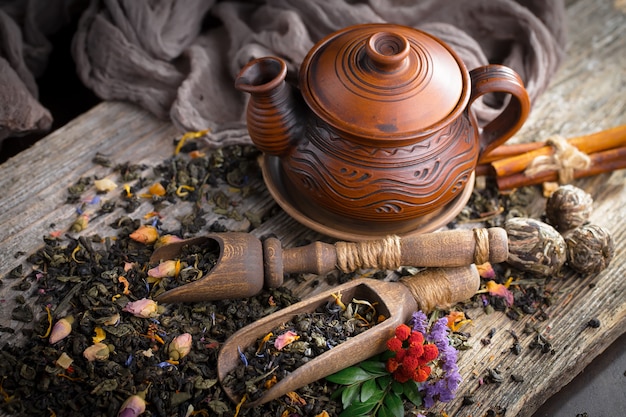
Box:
[279,227,508,277]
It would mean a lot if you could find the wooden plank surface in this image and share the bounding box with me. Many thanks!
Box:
[0,0,624,416]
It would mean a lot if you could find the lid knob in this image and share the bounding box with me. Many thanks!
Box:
[365,32,410,72]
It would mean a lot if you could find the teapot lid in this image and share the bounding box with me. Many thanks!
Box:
[300,24,468,141]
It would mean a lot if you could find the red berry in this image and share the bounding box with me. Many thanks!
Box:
[386,337,403,352]
[412,365,432,382]
[386,358,399,373]
[422,344,439,362]
[395,324,411,341]
[408,344,424,358]
[401,355,419,372]
[408,331,424,346]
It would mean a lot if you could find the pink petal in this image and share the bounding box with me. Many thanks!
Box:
[486,281,514,306]
[274,331,299,350]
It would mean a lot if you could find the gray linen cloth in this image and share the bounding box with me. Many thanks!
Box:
[1,0,566,147]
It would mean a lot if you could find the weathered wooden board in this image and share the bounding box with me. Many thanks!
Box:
[0,0,624,416]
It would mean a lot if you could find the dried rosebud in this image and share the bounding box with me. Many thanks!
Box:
[129,225,159,244]
[545,185,593,232]
[94,178,118,193]
[70,213,89,232]
[564,224,614,274]
[49,316,74,344]
[118,393,146,417]
[123,298,159,318]
[168,333,192,361]
[148,260,180,279]
[505,217,567,276]
[153,234,183,249]
[83,342,110,362]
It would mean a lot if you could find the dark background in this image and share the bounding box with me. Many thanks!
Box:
[0,17,100,163]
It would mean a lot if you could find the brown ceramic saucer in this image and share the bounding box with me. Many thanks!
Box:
[259,155,474,241]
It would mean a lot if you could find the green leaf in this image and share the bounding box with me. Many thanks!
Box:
[327,366,374,385]
[379,350,395,361]
[341,383,361,410]
[383,392,404,417]
[376,404,395,417]
[376,375,392,391]
[402,380,423,407]
[339,391,384,417]
[359,360,388,376]
[331,385,346,400]
[391,380,404,395]
[360,378,378,402]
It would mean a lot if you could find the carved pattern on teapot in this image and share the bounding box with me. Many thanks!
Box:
[280,116,476,221]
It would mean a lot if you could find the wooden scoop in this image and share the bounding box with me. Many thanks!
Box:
[150,228,508,303]
[217,264,480,407]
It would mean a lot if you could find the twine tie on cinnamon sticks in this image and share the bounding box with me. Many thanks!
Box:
[334,229,492,273]
[478,124,626,191]
[524,135,591,183]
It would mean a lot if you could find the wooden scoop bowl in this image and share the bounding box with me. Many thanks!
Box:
[150,228,508,303]
[217,264,480,407]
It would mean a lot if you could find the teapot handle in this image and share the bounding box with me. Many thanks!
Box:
[468,65,531,160]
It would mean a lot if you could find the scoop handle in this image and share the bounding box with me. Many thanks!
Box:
[273,227,508,279]
[399,264,481,313]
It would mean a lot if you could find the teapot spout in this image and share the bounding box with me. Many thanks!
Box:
[235,57,303,156]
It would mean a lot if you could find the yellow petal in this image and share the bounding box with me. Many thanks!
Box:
[92,326,106,344]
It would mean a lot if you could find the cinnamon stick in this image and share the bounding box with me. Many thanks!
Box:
[496,145,626,191]
[490,124,626,178]
[478,142,544,164]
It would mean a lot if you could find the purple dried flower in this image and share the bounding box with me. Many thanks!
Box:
[427,317,448,344]
[411,311,428,334]
[417,315,462,408]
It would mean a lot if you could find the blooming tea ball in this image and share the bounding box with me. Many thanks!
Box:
[545,185,593,232]
[564,224,614,274]
[505,217,567,276]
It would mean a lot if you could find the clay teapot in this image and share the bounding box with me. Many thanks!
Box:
[236,24,530,239]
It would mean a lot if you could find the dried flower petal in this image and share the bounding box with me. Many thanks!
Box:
[476,262,496,279]
[49,316,74,344]
[83,342,110,362]
[286,391,307,405]
[123,298,159,318]
[129,225,159,245]
[92,326,106,344]
[445,311,469,332]
[274,331,299,350]
[486,280,514,306]
[147,182,166,197]
[94,178,118,192]
[169,333,192,361]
